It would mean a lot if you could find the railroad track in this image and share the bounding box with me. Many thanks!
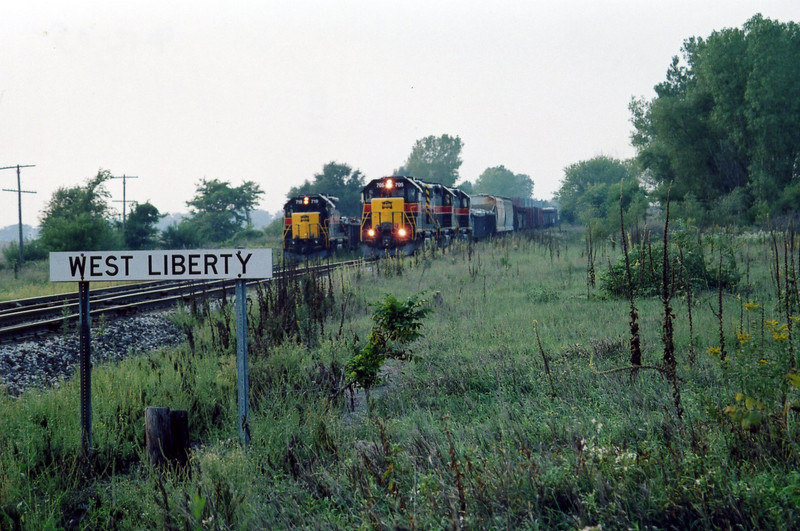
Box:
[0,258,368,343]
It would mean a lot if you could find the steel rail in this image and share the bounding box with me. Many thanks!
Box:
[0,279,202,315]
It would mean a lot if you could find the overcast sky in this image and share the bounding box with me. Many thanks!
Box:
[1,1,798,229]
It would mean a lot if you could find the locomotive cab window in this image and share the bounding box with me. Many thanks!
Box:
[363,179,419,202]
[287,196,325,214]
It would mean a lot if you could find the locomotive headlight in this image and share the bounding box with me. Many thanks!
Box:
[303,196,309,205]
[398,227,407,238]
[367,228,375,237]
[386,179,393,189]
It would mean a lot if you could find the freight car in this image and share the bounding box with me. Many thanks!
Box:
[282,194,358,260]
[471,196,558,237]
[542,207,558,227]
[470,194,515,235]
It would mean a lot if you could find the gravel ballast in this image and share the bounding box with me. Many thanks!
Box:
[0,313,184,396]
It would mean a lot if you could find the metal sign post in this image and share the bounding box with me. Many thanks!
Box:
[235,278,250,446]
[78,281,92,456]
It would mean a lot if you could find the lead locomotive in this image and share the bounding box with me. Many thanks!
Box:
[359,176,466,257]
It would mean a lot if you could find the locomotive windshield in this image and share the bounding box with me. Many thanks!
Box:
[285,196,331,214]
[363,178,419,202]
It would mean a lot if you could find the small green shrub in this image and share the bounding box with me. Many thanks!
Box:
[346,293,432,394]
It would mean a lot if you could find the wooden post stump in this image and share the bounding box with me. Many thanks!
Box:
[145,407,189,468]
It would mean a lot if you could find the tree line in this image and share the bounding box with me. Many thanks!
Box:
[558,13,800,234]
[629,13,800,224]
[3,134,540,260]
[2,170,266,262]
[287,133,537,219]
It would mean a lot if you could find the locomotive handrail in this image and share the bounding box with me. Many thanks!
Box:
[284,221,326,240]
[403,211,417,239]
[321,221,330,246]
[425,202,442,238]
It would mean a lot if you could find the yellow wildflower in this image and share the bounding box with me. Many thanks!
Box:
[773,331,789,342]
[744,301,760,311]
[707,346,721,356]
[737,331,752,345]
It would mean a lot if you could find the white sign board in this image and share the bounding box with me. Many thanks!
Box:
[50,249,273,282]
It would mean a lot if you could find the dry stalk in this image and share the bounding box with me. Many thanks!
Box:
[533,320,557,397]
[660,186,683,421]
[619,184,642,376]
[678,245,696,366]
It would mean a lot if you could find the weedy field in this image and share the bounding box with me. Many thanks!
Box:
[2,223,800,529]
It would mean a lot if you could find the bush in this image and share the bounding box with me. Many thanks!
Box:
[226,228,267,247]
[1,239,48,264]
[346,292,431,395]
[599,230,739,298]
[263,217,284,238]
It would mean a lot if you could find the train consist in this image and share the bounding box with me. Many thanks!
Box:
[282,175,557,260]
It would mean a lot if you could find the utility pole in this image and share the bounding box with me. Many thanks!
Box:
[1,164,36,265]
[111,174,138,232]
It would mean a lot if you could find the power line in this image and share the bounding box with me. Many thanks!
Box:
[110,174,138,231]
[1,164,36,265]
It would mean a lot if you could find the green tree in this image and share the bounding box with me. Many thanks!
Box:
[744,15,800,211]
[631,14,800,221]
[288,162,365,216]
[455,180,473,194]
[123,202,163,250]
[556,156,646,229]
[160,220,200,249]
[402,134,463,186]
[473,165,534,198]
[184,179,264,243]
[38,170,122,252]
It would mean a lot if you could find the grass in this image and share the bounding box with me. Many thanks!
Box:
[0,261,75,301]
[2,226,800,528]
